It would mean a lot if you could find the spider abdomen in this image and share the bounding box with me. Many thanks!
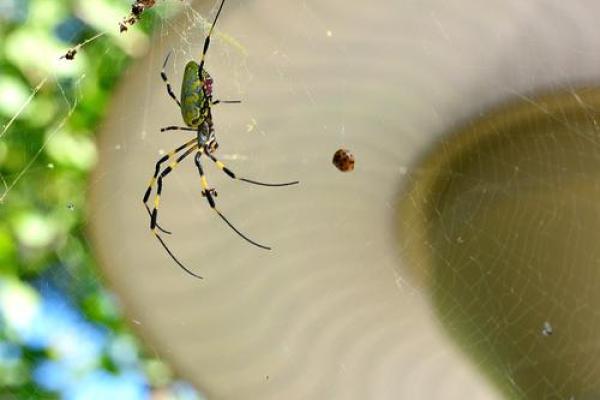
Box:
[180,61,212,127]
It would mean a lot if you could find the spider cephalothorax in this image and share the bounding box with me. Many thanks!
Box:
[142,0,299,279]
[203,75,214,96]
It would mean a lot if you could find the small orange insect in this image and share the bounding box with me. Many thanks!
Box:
[332,149,355,172]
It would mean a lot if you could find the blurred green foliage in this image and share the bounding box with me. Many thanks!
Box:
[0,0,199,398]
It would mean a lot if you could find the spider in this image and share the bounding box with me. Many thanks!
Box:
[142,0,299,279]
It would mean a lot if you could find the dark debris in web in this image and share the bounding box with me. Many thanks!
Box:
[61,0,182,61]
[119,0,157,32]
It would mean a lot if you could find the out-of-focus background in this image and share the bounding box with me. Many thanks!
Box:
[0,0,201,398]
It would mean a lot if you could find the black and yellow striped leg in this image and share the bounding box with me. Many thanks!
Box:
[150,144,204,280]
[161,126,197,133]
[204,147,300,187]
[194,150,271,250]
[161,51,181,108]
[149,144,198,232]
[198,0,226,76]
[143,138,196,233]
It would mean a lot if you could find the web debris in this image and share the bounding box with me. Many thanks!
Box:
[3,0,162,203]
[60,32,106,61]
[60,0,175,61]
[119,0,163,33]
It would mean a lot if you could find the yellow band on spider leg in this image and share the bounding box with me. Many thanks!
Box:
[201,176,208,189]
[148,177,156,186]
[154,196,160,208]
[216,161,225,170]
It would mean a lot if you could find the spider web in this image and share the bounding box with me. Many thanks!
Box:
[5,0,600,399]
[0,0,219,398]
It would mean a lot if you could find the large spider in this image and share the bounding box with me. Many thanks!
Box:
[142,0,299,279]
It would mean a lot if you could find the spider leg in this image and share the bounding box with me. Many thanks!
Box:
[143,138,196,233]
[198,0,226,77]
[194,150,271,250]
[153,232,203,279]
[149,144,204,279]
[161,51,181,108]
[161,126,197,133]
[149,143,198,232]
[211,100,242,105]
[204,146,300,187]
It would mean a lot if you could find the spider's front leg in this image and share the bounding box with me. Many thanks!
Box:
[160,51,181,108]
